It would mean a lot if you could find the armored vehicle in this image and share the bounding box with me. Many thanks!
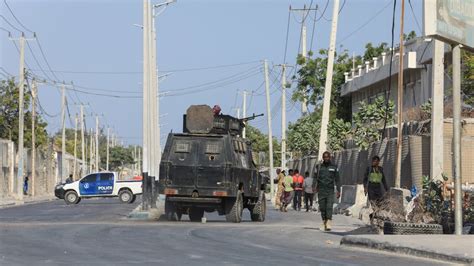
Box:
[158,105,266,223]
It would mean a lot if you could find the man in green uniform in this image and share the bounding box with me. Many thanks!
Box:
[315,151,341,231]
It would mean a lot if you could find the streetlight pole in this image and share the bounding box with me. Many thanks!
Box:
[263,60,275,197]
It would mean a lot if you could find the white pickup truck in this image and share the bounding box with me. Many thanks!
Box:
[54,172,142,204]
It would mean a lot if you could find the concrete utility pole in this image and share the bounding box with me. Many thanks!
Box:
[89,128,93,173]
[431,40,444,182]
[142,0,150,176]
[60,84,66,182]
[452,44,462,235]
[73,114,78,180]
[242,90,247,138]
[263,60,275,197]
[80,105,86,174]
[16,33,26,199]
[280,64,287,170]
[394,0,405,188]
[106,127,110,171]
[31,78,37,197]
[290,5,317,116]
[318,0,340,159]
[95,116,99,172]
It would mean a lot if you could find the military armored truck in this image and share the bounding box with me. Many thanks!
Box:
[158,105,266,223]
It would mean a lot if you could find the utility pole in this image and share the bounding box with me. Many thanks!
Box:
[31,78,37,197]
[16,33,26,199]
[107,127,110,171]
[233,108,241,119]
[142,0,150,176]
[73,114,78,180]
[279,64,287,170]
[10,33,34,199]
[318,0,340,159]
[263,60,275,197]
[242,90,247,138]
[95,116,99,172]
[452,44,462,235]
[290,5,317,116]
[60,84,66,183]
[394,0,405,188]
[430,40,444,182]
[89,128,93,173]
[80,105,86,174]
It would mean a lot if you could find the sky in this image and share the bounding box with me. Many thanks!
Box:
[0,0,424,147]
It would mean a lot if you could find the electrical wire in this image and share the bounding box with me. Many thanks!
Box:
[3,0,34,33]
[283,9,291,64]
[29,60,262,75]
[382,0,397,138]
[26,41,55,82]
[337,0,394,45]
[0,14,22,32]
[0,26,10,33]
[408,0,422,33]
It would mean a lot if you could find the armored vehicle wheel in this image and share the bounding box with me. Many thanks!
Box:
[64,191,79,205]
[226,192,243,223]
[251,192,266,222]
[189,208,204,222]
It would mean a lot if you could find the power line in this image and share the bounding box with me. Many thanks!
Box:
[0,14,22,32]
[408,0,422,33]
[3,0,34,33]
[28,60,262,75]
[337,0,394,45]
[26,41,55,82]
[35,36,62,82]
[382,0,397,137]
[283,8,291,64]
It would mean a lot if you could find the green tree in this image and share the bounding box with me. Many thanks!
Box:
[0,78,48,148]
[352,96,395,150]
[462,50,474,105]
[107,146,135,170]
[292,41,392,122]
[246,125,281,167]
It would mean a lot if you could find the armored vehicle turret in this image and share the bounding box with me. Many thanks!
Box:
[158,105,266,223]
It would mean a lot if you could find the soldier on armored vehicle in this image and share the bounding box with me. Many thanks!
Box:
[158,105,266,223]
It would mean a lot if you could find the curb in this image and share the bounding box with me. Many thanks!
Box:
[340,236,473,264]
[0,197,57,209]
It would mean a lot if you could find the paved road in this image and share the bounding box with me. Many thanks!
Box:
[0,198,447,265]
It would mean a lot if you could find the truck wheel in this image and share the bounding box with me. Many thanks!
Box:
[251,193,266,222]
[226,192,243,223]
[64,191,79,205]
[189,208,204,222]
[119,189,133,204]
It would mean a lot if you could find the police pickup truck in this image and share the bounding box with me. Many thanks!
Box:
[55,172,142,204]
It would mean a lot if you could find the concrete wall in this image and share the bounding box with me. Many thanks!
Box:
[290,120,474,190]
[0,139,83,199]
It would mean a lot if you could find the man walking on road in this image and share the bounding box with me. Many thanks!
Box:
[363,156,389,210]
[292,169,304,211]
[275,168,285,209]
[315,151,341,231]
[280,169,294,212]
[303,171,314,212]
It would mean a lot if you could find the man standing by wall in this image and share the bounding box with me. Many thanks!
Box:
[303,171,314,212]
[315,151,341,231]
[292,169,304,211]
